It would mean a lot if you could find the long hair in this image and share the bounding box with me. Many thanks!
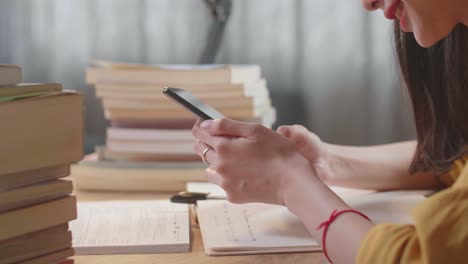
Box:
[394,23,468,175]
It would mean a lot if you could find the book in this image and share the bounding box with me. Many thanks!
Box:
[96,146,201,162]
[0,165,70,191]
[19,248,74,264]
[70,200,190,254]
[58,259,74,264]
[0,179,73,213]
[86,61,261,85]
[101,96,269,111]
[108,109,276,129]
[71,154,206,192]
[96,89,247,100]
[0,65,21,85]
[106,138,195,155]
[94,78,267,94]
[197,191,428,256]
[105,105,273,121]
[0,196,77,241]
[107,127,194,141]
[0,91,85,176]
[96,85,269,103]
[0,224,71,263]
[111,118,197,129]
[108,107,277,129]
[0,83,62,98]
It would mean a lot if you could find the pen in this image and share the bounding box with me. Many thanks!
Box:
[170,191,224,204]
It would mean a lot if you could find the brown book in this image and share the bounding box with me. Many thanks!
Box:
[108,107,277,129]
[0,196,77,241]
[101,96,256,110]
[72,153,206,192]
[0,224,71,263]
[57,259,74,264]
[108,109,278,129]
[93,79,266,93]
[107,127,194,142]
[96,87,245,99]
[105,107,257,120]
[0,92,84,176]
[0,179,73,213]
[106,138,195,155]
[96,146,201,162]
[19,248,74,264]
[0,83,62,97]
[86,61,261,85]
[0,165,70,192]
[0,65,21,85]
[111,118,197,129]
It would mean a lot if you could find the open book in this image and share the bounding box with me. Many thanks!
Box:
[193,183,431,256]
[70,200,189,254]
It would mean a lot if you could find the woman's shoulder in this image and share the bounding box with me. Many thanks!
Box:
[411,157,468,234]
[439,156,468,187]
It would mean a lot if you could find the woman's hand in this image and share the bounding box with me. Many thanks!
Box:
[192,118,318,205]
[193,119,376,264]
[276,125,334,183]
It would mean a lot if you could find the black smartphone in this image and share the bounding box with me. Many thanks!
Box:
[162,87,224,120]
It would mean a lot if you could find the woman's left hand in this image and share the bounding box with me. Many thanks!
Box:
[192,117,317,205]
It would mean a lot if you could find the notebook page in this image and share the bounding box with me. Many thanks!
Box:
[197,191,427,255]
[347,191,428,224]
[197,200,319,255]
[70,200,189,255]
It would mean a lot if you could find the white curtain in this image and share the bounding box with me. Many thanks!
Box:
[0,0,415,152]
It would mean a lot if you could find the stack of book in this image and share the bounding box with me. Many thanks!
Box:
[0,65,85,263]
[72,61,276,192]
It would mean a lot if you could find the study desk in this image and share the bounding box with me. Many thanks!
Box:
[72,190,327,264]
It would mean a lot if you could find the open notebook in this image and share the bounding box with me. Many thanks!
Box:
[70,200,189,255]
[191,182,431,256]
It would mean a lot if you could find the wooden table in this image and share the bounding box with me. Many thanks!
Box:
[72,190,326,264]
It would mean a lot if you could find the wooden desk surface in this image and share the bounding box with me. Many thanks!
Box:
[72,190,326,264]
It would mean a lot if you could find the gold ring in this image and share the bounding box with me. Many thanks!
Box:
[202,147,212,165]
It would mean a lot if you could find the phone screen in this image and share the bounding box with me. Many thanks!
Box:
[163,87,224,120]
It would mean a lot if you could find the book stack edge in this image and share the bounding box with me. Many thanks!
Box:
[0,65,84,263]
[72,60,276,192]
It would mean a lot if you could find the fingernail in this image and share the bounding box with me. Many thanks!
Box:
[200,120,213,129]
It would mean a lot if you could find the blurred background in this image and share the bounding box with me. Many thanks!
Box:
[0,0,415,153]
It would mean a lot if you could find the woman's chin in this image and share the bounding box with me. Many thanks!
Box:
[413,22,459,48]
[415,37,437,48]
[414,31,446,48]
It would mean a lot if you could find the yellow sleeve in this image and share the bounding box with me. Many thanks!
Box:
[357,163,468,264]
[439,158,467,187]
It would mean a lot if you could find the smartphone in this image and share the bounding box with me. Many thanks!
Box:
[162,87,224,120]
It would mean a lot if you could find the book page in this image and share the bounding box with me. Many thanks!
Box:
[346,190,428,224]
[197,200,319,255]
[197,191,427,255]
[70,200,189,255]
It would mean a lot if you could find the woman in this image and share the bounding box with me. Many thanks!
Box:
[192,0,468,263]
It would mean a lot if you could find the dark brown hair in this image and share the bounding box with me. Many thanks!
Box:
[394,23,468,175]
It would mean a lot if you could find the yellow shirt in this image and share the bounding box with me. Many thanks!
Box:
[357,159,468,263]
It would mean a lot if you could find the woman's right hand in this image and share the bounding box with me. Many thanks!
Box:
[276,125,334,183]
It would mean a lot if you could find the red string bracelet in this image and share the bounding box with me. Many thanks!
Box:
[317,209,372,264]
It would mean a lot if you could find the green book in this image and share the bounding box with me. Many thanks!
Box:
[0,83,62,99]
[0,92,54,102]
